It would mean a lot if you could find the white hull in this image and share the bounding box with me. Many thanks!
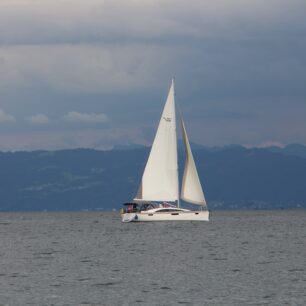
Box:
[122,210,209,222]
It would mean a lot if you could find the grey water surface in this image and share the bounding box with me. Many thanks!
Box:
[0,210,305,306]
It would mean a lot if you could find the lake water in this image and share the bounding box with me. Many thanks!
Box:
[0,210,305,306]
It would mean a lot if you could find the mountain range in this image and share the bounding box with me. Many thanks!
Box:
[0,144,306,211]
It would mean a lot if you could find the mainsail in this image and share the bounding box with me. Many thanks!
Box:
[134,79,179,202]
[180,118,206,206]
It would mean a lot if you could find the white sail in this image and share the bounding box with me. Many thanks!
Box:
[180,118,206,206]
[134,79,179,202]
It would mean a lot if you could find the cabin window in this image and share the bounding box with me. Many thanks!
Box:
[157,209,180,212]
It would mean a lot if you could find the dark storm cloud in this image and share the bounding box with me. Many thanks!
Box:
[0,0,305,150]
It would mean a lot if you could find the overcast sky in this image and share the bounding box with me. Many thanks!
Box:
[0,0,305,150]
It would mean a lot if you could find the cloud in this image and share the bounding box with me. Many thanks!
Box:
[252,141,285,149]
[1,0,305,46]
[0,44,173,94]
[0,0,305,149]
[28,113,49,124]
[0,109,15,123]
[63,111,108,124]
[0,0,305,96]
[0,127,144,151]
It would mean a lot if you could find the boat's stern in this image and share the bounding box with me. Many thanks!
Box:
[121,213,138,222]
[121,202,141,222]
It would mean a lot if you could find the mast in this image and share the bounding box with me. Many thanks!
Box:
[172,77,180,208]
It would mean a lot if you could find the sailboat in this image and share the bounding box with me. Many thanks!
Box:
[121,79,209,222]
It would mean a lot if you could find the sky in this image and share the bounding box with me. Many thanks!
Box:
[0,0,305,151]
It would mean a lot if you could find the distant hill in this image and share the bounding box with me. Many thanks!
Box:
[266,143,306,159]
[116,142,306,158]
[0,146,306,211]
